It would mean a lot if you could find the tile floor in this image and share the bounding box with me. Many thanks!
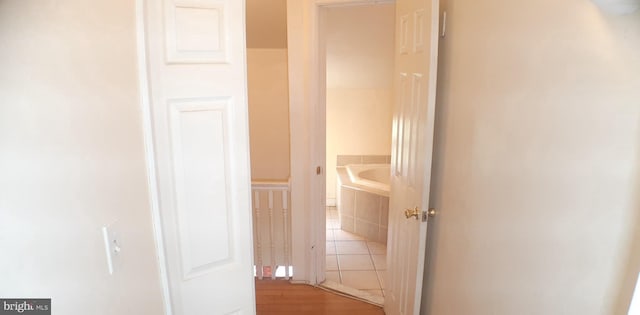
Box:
[325,206,387,297]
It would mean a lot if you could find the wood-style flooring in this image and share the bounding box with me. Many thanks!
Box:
[256,280,385,315]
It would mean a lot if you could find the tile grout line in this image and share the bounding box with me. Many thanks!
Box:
[327,206,388,295]
[367,241,385,292]
[336,252,343,283]
[368,246,384,294]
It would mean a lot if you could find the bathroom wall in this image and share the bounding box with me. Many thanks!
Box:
[0,0,165,313]
[423,0,640,314]
[325,4,395,204]
[247,49,291,181]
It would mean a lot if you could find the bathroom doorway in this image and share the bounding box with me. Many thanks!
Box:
[321,2,396,304]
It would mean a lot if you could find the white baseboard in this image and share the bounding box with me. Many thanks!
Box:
[326,198,336,207]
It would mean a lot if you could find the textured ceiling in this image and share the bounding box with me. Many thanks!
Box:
[246,0,288,49]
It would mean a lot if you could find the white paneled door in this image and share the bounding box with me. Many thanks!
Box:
[385,0,440,314]
[142,0,255,314]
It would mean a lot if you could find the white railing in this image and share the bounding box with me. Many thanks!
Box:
[251,179,292,280]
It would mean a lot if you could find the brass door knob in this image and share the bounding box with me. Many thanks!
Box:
[428,208,436,218]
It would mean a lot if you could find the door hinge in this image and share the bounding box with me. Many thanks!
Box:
[316,166,322,175]
[440,11,447,38]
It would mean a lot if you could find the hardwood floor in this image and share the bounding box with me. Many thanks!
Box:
[255,280,385,315]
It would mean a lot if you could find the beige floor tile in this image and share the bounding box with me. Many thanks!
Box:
[335,240,369,254]
[326,255,339,271]
[338,254,375,271]
[371,254,387,270]
[367,241,387,254]
[326,241,336,255]
[341,270,381,290]
[334,229,365,241]
[326,229,335,241]
[376,270,386,289]
[327,219,340,229]
[325,271,341,283]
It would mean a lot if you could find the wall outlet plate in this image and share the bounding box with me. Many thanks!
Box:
[102,221,122,275]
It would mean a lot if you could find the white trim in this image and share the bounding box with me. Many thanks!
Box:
[252,179,291,191]
[286,0,312,284]
[135,0,172,313]
[309,1,324,285]
[315,0,395,6]
[287,0,327,286]
[326,198,336,207]
[287,0,326,285]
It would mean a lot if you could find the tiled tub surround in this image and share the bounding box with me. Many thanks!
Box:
[336,164,390,244]
[336,155,391,167]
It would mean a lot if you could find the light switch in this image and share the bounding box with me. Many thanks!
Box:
[102,222,122,275]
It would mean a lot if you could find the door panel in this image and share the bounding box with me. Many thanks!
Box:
[386,0,440,314]
[143,0,255,314]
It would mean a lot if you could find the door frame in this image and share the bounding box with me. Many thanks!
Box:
[286,0,396,286]
[135,0,172,313]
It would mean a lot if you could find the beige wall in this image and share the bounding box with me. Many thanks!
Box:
[423,0,640,314]
[325,4,395,202]
[246,0,288,49]
[0,1,165,313]
[247,49,291,181]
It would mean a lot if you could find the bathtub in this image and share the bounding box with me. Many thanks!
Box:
[336,164,391,244]
[346,164,390,196]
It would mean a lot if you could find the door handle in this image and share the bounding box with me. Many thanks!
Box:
[404,207,437,221]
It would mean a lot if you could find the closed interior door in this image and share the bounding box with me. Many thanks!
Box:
[143,0,256,314]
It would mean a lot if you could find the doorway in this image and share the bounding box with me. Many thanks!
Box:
[319,3,396,304]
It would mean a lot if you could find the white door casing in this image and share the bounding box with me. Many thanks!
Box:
[142,0,256,314]
[313,4,329,284]
[385,0,440,314]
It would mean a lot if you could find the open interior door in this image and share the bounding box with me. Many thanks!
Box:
[385,0,440,314]
[143,0,256,314]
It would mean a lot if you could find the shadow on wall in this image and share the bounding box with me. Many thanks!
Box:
[420,30,448,315]
[602,7,640,313]
[591,0,640,15]
[612,112,640,314]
